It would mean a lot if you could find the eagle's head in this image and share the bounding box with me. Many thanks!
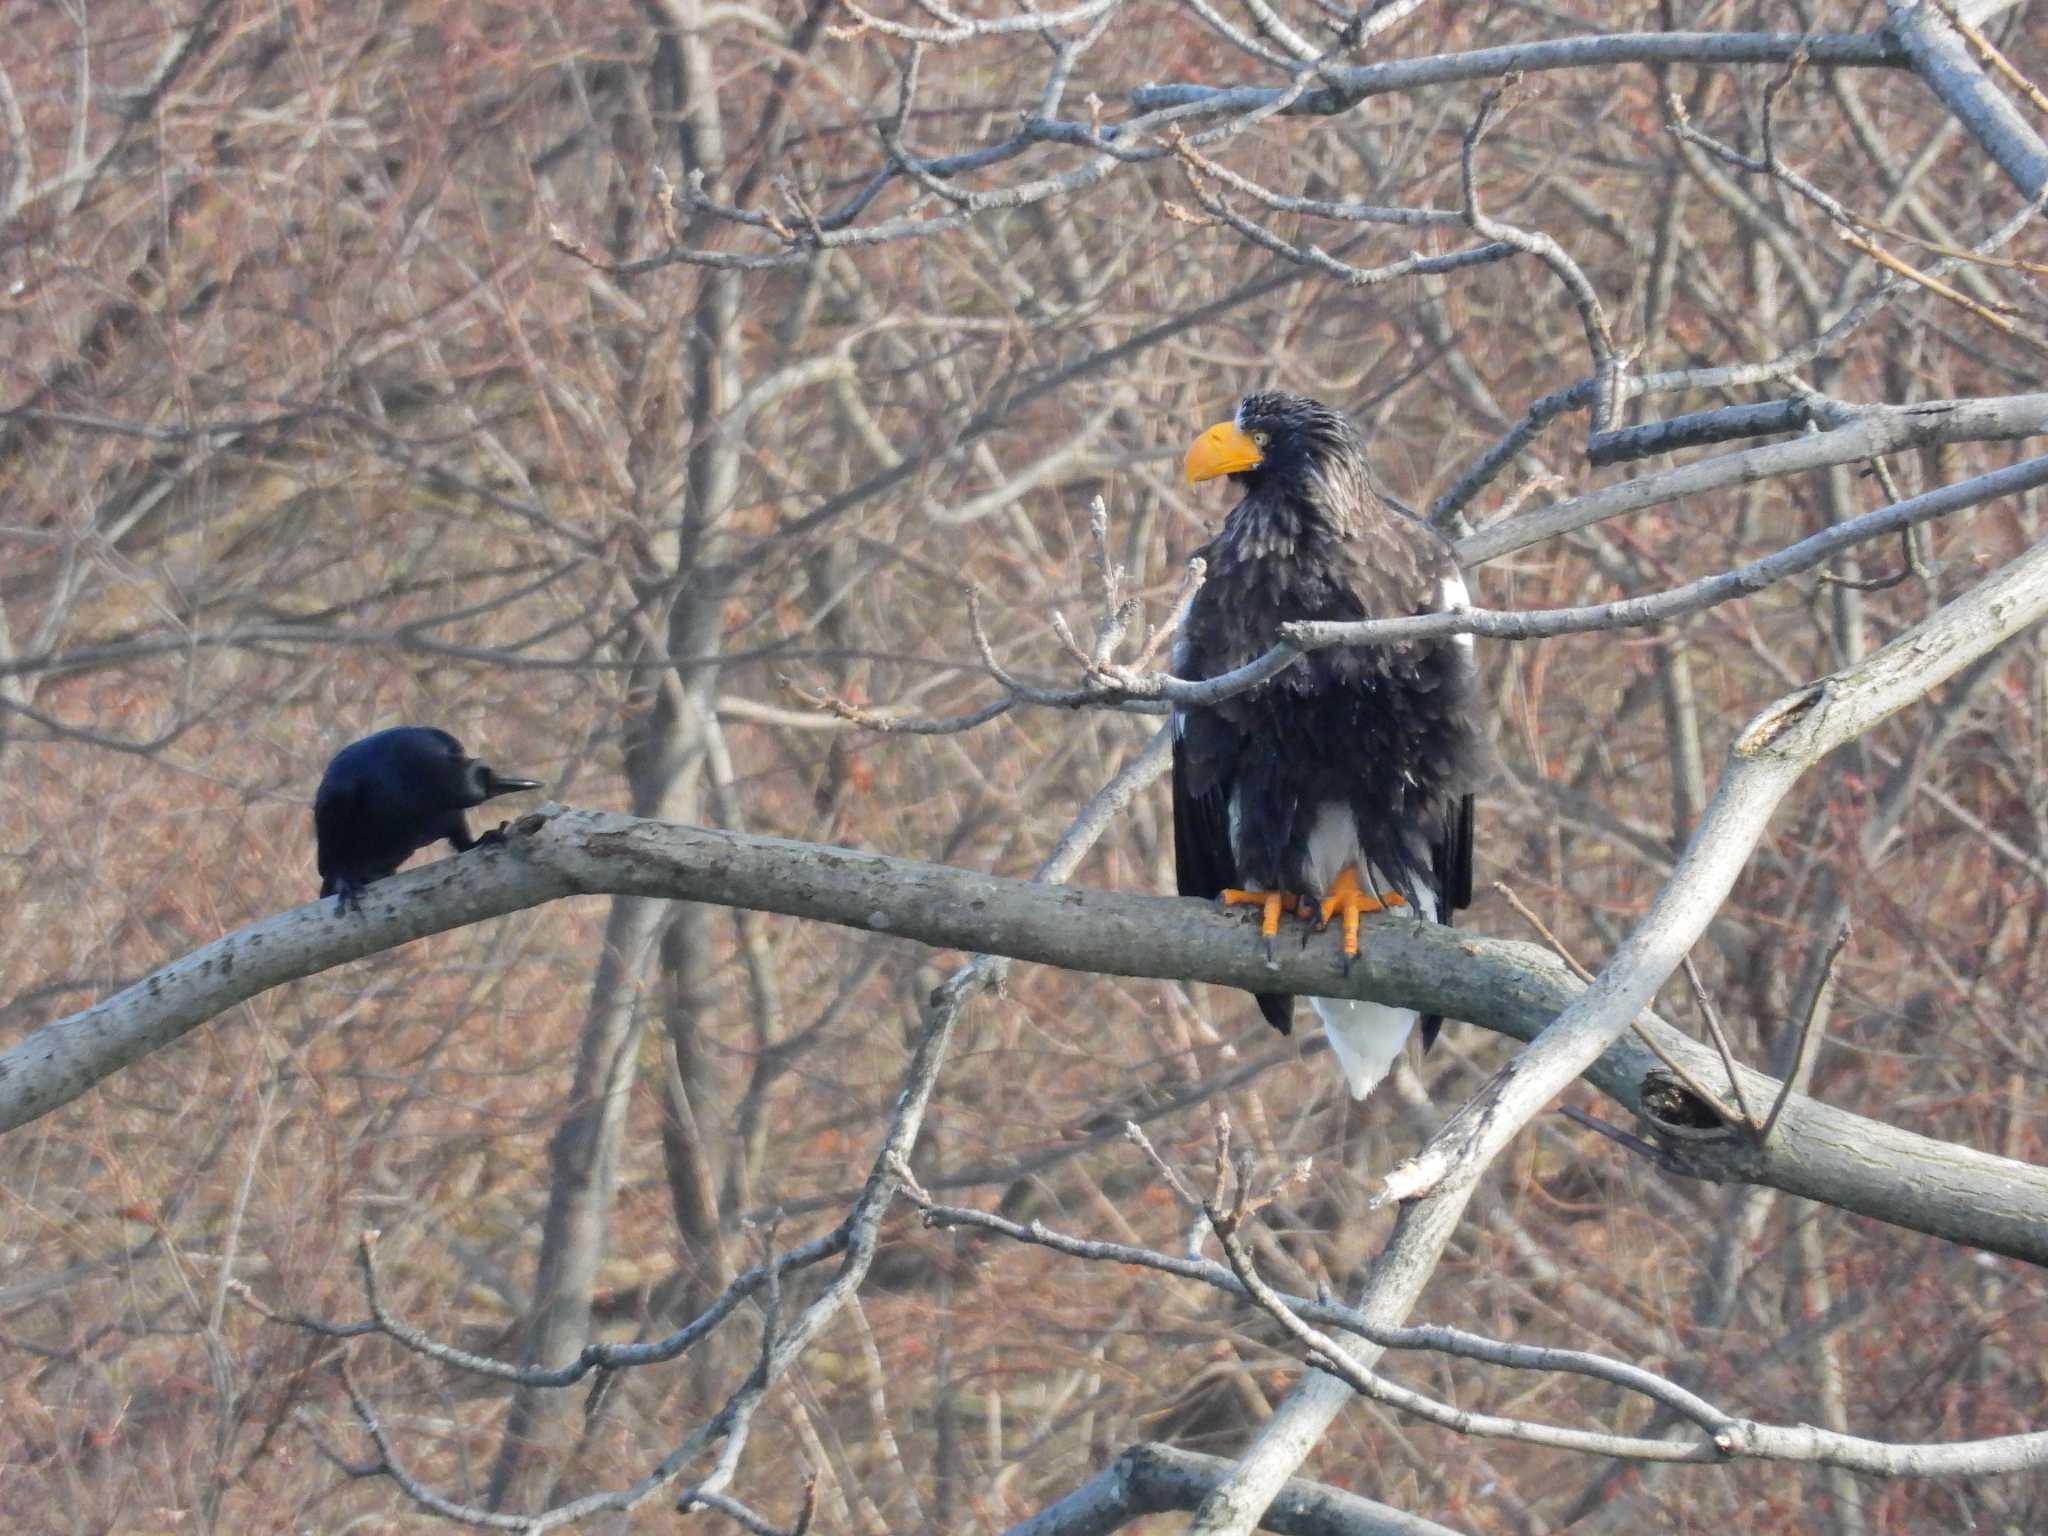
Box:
[1184,392,1367,517]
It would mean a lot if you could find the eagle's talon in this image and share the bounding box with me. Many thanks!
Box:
[1221,887,1307,959]
[1316,866,1401,961]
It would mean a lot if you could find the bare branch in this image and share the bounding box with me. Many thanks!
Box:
[1760,920,1853,1145]
[906,1182,2048,1482]
[1006,1442,1467,1536]
[1680,955,1761,1132]
[18,794,2048,1265]
[1462,394,2048,565]
[834,0,1122,45]
[1888,0,2048,202]
[1131,32,1907,120]
[1459,76,1619,431]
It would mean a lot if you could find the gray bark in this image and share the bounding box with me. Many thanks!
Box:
[1887,0,2048,204]
[1457,395,2048,566]
[1128,32,1905,120]
[1007,1443,1466,1536]
[8,797,2048,1265]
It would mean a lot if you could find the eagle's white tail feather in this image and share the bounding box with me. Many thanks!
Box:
[1310,996,1417,1100]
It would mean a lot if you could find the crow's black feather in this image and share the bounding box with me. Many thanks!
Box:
[313,726,542,913]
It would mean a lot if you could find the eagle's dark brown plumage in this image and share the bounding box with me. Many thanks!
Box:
[1174,391,1488,1098]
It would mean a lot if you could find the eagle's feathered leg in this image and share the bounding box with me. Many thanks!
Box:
[1316,865,1405,974]
[1221,887,1307,961]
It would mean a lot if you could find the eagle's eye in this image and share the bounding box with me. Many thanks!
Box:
[1250,429,1270,448]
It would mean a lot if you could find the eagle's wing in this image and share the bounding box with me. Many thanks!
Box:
[1170,717,1236,903]
[1171,574,1295,1036]
[1415,790,1474,1051]
[1414,553,1483,1050]
[1170,535,1235,903]
[1438,791,1475,912]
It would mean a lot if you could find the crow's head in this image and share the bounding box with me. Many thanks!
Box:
[452,743,544,807]
[369,726,543,807]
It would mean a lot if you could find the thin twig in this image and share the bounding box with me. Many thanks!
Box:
[1679,954,1761,1131]
[1819,459,1942,591]
[1833,226,2048,356]
[1209,1109,1234,1214]
[1493,880,1593,982]
[780,674,1015,735]
[1123,1121,1205,1213]
[1761,920,1854,1144]
[1558,1103,1671,1163]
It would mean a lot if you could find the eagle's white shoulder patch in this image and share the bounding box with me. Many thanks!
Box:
[1438,571,1474,653]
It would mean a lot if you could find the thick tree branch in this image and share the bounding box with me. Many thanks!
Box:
[10,803,2048,1265]
[1294,450,2048,648]
[1129,32,1905,120]
[1005,1442,1465,1536]
[1888,0,2048,203]
[1458,392,2048,565]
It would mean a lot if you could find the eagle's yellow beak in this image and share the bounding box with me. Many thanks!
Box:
[1185,420,1263,484]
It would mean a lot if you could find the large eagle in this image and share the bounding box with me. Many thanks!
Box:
[1173,391,1488,1098]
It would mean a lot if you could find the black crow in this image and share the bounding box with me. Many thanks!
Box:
[1176,391,1489,1098]
[314,726,543,913]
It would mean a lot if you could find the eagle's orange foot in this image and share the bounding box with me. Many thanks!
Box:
[1317,866,1405,973]
[1220,887,1307,962]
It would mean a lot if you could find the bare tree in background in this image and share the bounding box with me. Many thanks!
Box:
[4,1,2048,1532]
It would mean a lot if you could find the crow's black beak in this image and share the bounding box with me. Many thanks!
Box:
[480,767,544,800]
